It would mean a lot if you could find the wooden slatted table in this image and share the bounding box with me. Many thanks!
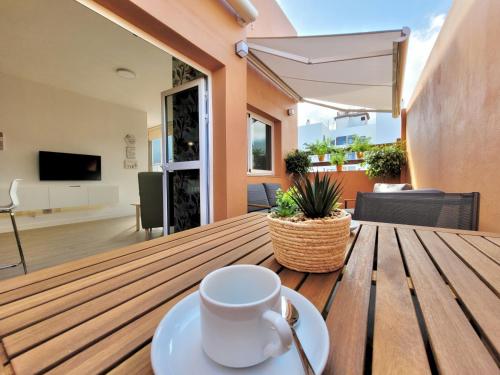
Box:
[0,213,499,374]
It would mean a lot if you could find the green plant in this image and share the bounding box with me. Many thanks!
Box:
[329,147,346,166]
[285,149,311,175]
[364,142,406,179]
[273,188,299,217]
[304,139,331,156]
[349,136,372,153]
[291,172,343,218]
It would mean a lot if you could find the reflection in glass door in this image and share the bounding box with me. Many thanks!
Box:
[161,78,208,234]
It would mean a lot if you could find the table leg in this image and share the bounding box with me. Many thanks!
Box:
[135,205,141,232]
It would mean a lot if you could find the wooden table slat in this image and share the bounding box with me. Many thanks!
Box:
[0,218,268,318]
[397,228,498,375]
[372,226,431,375]
[4,233,271,358]
[0,214,498,375]
[0,214,267,306]
[324,225,377,375]
[417,230,500,357]
[437,232,500,295]
[460,235,500,265]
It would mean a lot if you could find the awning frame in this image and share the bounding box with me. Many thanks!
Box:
[247,28,410,117]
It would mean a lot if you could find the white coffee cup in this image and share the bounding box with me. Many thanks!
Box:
[199,265,293,368]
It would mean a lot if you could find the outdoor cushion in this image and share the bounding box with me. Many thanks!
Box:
[373,183,412,192]
[263,183,282,207]
[247,184,271,213]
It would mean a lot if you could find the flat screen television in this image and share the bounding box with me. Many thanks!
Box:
[39,151,101,181]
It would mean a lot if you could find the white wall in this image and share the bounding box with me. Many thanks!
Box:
[0,72,148,231]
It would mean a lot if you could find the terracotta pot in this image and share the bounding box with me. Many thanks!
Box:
[356,151,364,159]
[336,164,343,172]
[267,212,351,273]
[318,154,325,162]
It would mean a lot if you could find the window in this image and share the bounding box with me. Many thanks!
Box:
[336,136,347,146]
[151,138,162,172]
[347,135,356,145]
[248,113,273,174]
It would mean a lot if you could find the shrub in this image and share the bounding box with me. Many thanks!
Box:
[330,147,346,166]
[304,139,331,156]
[291,172,343,218]
[365,142,406,179]
[349,136,372,153]
[285,149,311,175]
[273,188,299,217]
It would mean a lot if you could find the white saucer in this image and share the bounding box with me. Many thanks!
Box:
[350,220,360,232]
[151,287,329,375]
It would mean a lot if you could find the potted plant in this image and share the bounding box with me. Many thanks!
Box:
[304,139,330,162]
[284,149,312,176]
[350,136,372,159]
[364,142,406,180]
[330,147,346,172]
[267,172,351,273]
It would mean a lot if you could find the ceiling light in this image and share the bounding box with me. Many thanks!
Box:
[116,68,136,79]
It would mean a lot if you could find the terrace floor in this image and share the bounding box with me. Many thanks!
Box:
[0,215,162,281]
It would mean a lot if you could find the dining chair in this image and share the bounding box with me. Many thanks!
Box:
[0,179,28,274]
[138,172,163,239]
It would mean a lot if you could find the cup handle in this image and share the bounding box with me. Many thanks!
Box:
[262,310,293,357]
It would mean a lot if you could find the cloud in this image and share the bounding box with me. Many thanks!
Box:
[402,14,446,104]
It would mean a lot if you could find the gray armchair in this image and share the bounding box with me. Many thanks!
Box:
[247,183,282,213]
[138,172,163,236]
[352,192,480,230]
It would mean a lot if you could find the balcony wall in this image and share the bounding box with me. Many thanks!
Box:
[405,0,500,232]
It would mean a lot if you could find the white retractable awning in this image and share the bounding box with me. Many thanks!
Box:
[247,28,410,117]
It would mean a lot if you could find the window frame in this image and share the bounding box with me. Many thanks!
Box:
[247,112,274,176]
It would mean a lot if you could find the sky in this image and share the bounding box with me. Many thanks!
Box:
[275,0,452,125]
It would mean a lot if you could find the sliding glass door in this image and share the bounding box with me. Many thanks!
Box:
[160,78,209,234]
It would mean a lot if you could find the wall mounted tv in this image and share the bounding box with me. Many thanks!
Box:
[39,151,101,181]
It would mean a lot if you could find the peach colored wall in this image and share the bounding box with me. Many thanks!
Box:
[246,0,296,37]
[308,172,400,207]
[94,0,297,221]
[406,0,500,232]
[247,65,298,190]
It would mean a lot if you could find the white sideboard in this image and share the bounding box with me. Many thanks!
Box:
[0,184,119,211]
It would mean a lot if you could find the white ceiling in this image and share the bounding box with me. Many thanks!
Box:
[0,0,174,126]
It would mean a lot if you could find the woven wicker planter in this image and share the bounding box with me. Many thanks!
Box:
[267,211,351,273]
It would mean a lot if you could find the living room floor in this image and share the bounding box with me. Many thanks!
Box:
[0,215,163,281]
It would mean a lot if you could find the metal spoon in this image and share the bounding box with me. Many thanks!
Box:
[281,296,316,375]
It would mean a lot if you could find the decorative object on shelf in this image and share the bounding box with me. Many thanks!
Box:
[124,134,138,169]
[267,172,351,273]
[330,147,346,172]
[349,135,372,159]
[284,149,311,176]
[364,142,406,179]
[304,139,331,162]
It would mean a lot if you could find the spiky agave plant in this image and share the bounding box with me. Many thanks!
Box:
[291,172,343,219]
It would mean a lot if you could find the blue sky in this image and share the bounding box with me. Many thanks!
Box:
[276,0,451,36]
[275,0,453,124]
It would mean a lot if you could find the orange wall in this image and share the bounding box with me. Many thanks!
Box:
[95,0,298,221]
[247,65,298,190]
[308,171,400,207]
[405,0,500,232]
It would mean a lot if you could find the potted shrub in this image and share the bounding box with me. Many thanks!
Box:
[267,172,351,273]
[364,142,406,180]
[350,136,372,159]
[305,139,330,162]
[284,149,312,176]
[330,147,346,172]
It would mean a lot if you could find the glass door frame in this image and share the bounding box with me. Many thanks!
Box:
[160,78,209,235]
